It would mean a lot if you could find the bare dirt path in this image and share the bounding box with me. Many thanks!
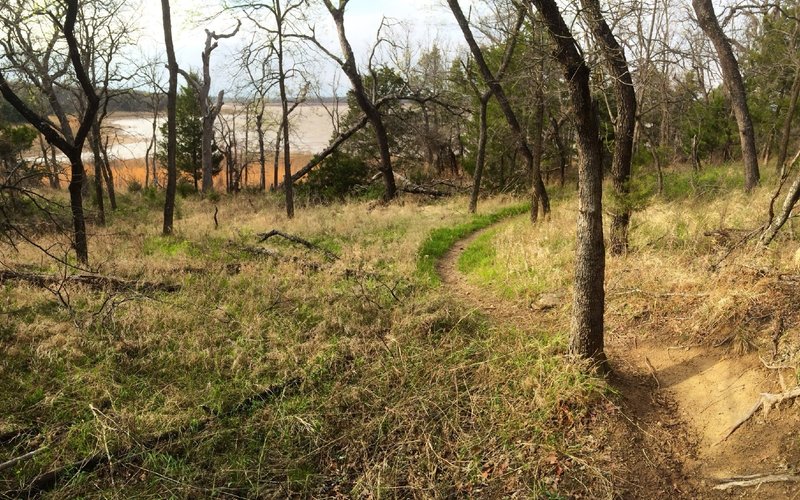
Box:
[437,218,800,499]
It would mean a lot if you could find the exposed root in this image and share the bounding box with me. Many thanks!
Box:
[643,357,660,389]
[713,472,800,490]
[717,386,800,443]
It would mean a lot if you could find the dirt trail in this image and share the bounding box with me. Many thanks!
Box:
[438,218,800,499]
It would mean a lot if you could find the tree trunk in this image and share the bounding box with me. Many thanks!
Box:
[161,0,178,236]
[257,109,266,191]
[529,0,606,368]
[777,66,800,172]
[531,83,546,222]
[581,0,637,255]
[448,0,549,219]
[325,5,397,200]
[276,6,294,218]
[90,123,106,226]
[550,116,568,187]
[145,137,152,189]
[469,93,490,214]
[272,125,282,191]
[201,108,216,192]
[692,0,759,191]
[67,154,89,263]
[39,135,60,189]
[100,136,116,209]
[691,134,701,173]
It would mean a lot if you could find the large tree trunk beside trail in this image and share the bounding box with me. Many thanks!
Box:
[527,0,607,368]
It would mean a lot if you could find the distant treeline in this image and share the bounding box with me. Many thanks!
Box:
[0,83,165,121]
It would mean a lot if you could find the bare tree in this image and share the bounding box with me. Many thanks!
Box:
[76,0,136,223]
[692,0,760,191]
[460,22,523,214]
[141,54,166,189]
[239,38,277,191]
[447,0,550,221]
[178,21,241,194]
[0,0,100,264]
[301,1,398,200]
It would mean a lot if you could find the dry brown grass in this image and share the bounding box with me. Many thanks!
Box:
[459,165,800,367]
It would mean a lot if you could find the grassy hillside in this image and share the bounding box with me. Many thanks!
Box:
[3,163,799,497]
[0,192,612,497]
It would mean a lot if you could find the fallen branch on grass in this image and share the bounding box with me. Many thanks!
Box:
[232,243,322,272]
[257,230,339,261]
[22,377,302,496]
[400,185,449,197]
[0,270,180,293]
[0,445,48,472]
[717,386,800,443]
[713,472,800,490]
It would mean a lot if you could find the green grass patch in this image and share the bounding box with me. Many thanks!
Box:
[416,203,530,285]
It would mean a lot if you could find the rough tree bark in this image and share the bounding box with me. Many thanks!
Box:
[161,0,178,235]
[581,0,637,255]
[550,116,568,187]
[448,0,550,220]
[525,0,607,367]
[692,0,760,191]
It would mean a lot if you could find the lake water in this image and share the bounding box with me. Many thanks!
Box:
[103,102,347,161]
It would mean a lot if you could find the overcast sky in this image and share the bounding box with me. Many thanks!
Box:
[134,0,479,95]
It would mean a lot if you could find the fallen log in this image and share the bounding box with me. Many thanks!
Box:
[0,270,180,293]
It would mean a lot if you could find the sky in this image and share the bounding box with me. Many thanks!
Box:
[134,0,479,95]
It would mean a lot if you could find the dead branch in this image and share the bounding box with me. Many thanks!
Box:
[401,186,449,197]
[257,230,339,261]
[21,377,301,496]
[232,243,322,272]
[0,270,180,293]
[714,472,800,490]
[717,386,800,443]
[0,446,48,472]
